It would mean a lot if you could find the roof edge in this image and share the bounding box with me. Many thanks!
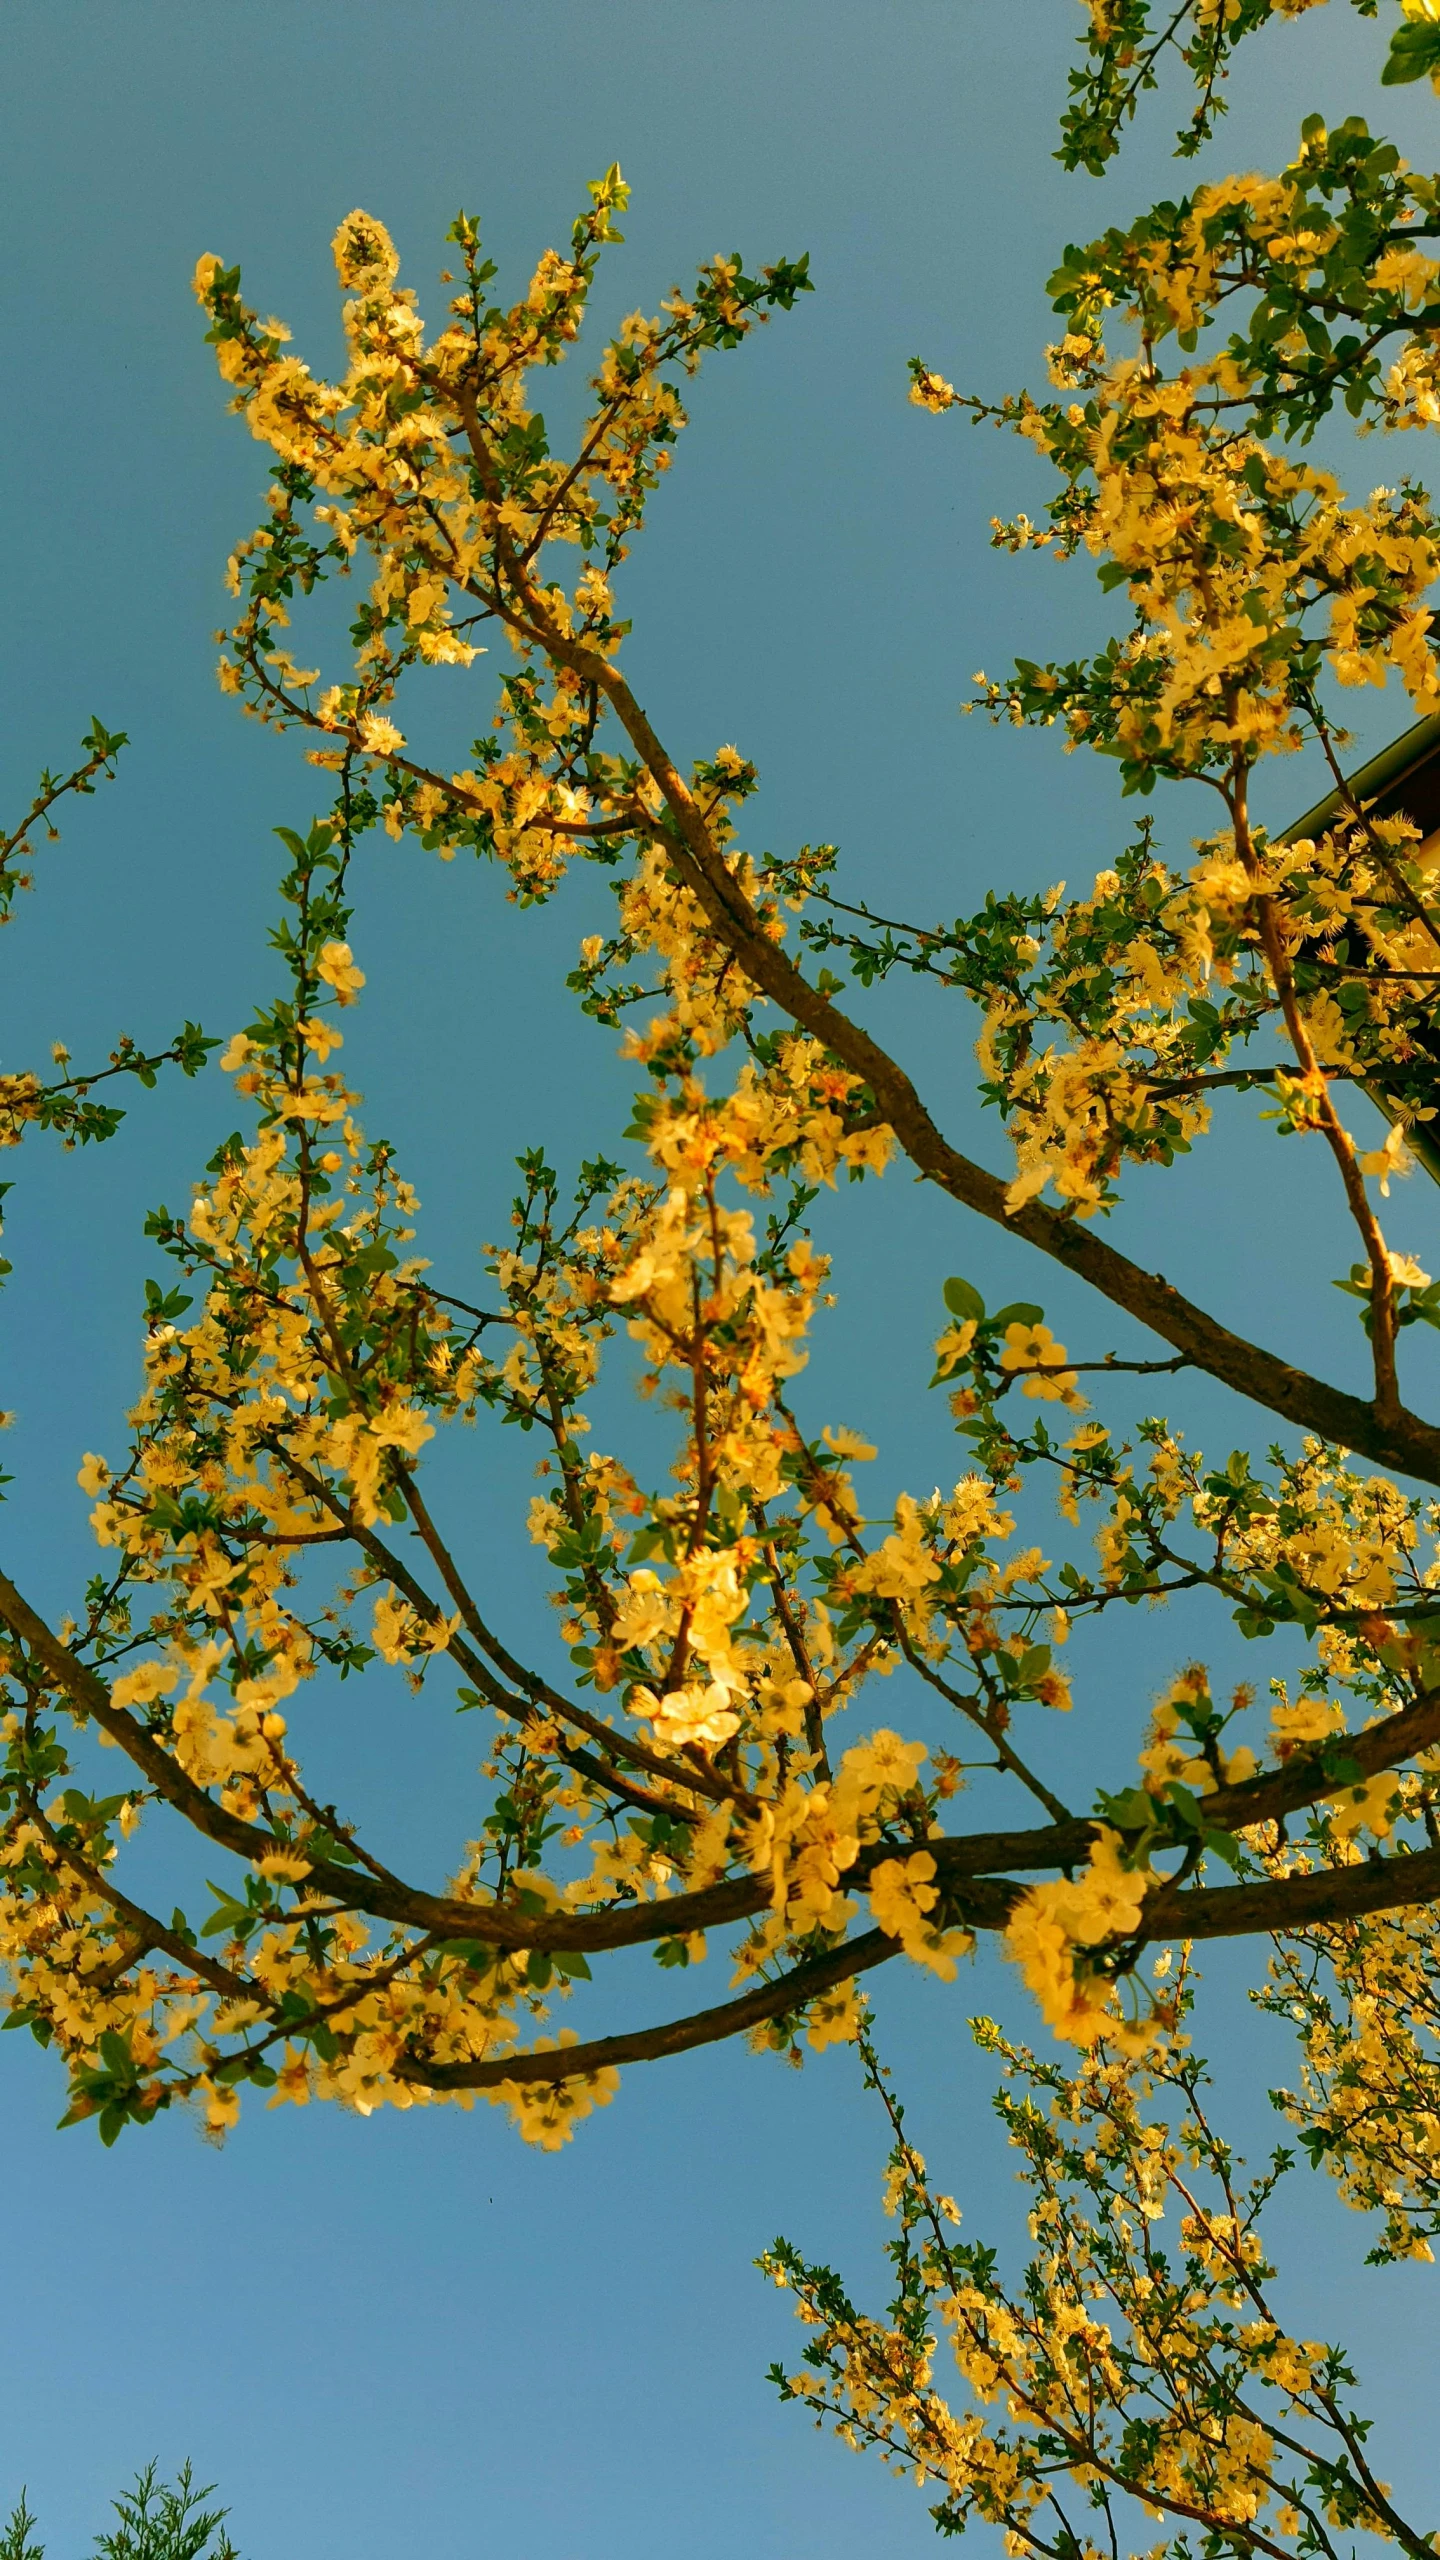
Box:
[1281,712,1440,847]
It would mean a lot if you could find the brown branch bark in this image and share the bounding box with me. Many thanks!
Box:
[22,1795,251,2001]
[631,760,1440,1483]
[402,1837,1440,2099]
[1144,1839,1440,1942]
[402,1928,900,2090]
[279,1456,742,1810]
[346,381,1440,1484]
[497,585,1440,1483]
[5,1561,1439,1964]
[400,1838,1440,2095]
[0,1566,538,1947]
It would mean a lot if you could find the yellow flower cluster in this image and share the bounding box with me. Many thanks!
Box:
[765,2010,1414,2546]
[5,148,1438,2180]
[1004,1830,1153,2051]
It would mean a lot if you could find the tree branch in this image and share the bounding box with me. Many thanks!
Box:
[402,1928,900,2090]
[496,603,1440,1484]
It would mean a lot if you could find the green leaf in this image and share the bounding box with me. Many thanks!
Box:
[1162,1781,1204,1835]
[943,1276,986,1324]
[1095,1785,1156,1834]
[1202,1826,1241,1870]
[1383,21,1440,84]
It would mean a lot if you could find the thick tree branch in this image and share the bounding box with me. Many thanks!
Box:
[403,1928,900,2090]
[405,1834,1440,2096]
[278,1455,744,1810]
[427,397,1440,1478]
[6,1565,1438,1971]
[1145,1839,1440,1943]
[639,771,1440,1483]
[23,1794,250,2002]
[495,595,1440,1484]
[0,1566,538,1948]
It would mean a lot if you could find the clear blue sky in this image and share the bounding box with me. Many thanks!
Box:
[3,3,1439,2551]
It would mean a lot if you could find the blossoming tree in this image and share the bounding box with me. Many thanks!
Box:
[6,0,1440,2537]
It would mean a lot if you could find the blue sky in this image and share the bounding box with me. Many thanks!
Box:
[4,2,1440,2550]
